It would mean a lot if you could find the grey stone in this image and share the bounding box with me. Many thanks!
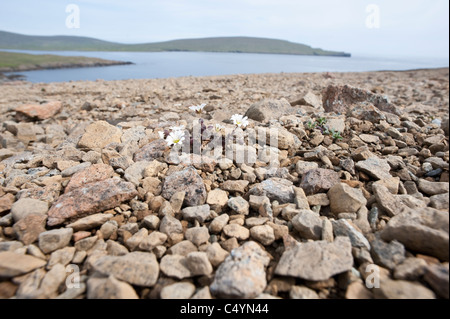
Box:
[332,219,370,250]
[11,198,48,222]
[39,228,73,254]
[292,210,322,240]
[355,157,392,180]
[182,204,211,223]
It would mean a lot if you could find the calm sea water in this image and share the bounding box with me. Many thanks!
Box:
[2,49,449,83]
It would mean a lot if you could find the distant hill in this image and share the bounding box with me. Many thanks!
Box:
[0,30,351,57]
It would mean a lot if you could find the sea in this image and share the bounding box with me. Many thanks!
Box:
[2,49,449,83]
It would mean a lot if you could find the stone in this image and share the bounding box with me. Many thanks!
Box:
[144,160,167,178]
[125,228,148,251]
[15,101,62,120]
[185,227,210,246]
[106,240,129,256]
[370,237,405,270]
[39,228,73,254]
[289,286,319,299]
[223,224,250,240]
[0,193,15,214]
[181,204,211,223]
[206,189,228,212]
[160,254,191,279]
[275,237,353,281]
[372,184,405,217]
[124,161,152,187]
[393,257,427,280]
[0,251,46,277]
[160,282,196,299]
[245,98,293,123]
[293,187,310,210]
[307,194,330,207]
[13,213,47,245]
[142,177,162,196]
[139,231,167,251]
[332,219,371,249]
[295,161,319,176]
[381,207,449,261]
[65,163,114,193]
[373,177,400,195]
[250,225,275,246]
[61,162,92,178]
[345,282,373,299]
[227,197,249,215]
[359,134,380,144]
[221,180,249,193]
[206,242,229,267]
[209,213,230,234]
[11,198,48,222]
[417,179,449,196]
[77,121,122,149]
[143,215,160,230]
[430,193,449,210]
[159,215,183,236]
[292,210,322,240]
[186,251,213,276]
[374,279,435,299]
[167,240,197,256]
[92,252,159,286]
[0,149,15,161]
[0,281,18,299]
[424,263,449,299]
[133,139,167,162]
[191,286,212,299]
[169,191,185,213]
[210,241,270,298]
[249,178,294,204]
[0,241,23,252]
[87,275,139,299]
[162,167,207,207]
[65,213,113,231]
[47,178,137,226]
[328,183,367,215]
[322,219,334,242]
[326,118,346,133]
[355,157,392,180]
[295,91,322,109]
[300,168,340,196]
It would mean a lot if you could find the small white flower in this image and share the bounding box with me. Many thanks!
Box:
[189,103,207,114]
[158,131,165,139]
[214,124,225,133]
[166,130,185,147]
[169,125,185,132]
[231,114,249,128]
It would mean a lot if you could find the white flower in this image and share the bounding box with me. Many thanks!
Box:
[189,103,207,114]
[231,114,249,128]
[158,131,165,139]
[166,130,185,147]
[214,124,225,133]
[169,125,185,132]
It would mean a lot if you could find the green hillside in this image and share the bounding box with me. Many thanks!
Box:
[0,30,350,57]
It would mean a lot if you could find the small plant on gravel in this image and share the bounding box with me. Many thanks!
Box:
[231,114,249,129]
[189,103,207,114]
[329,129,343,141]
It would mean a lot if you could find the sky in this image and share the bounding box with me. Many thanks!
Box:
[0,0,448,58]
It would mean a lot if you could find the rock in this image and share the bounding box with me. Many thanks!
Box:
[139,231,167,251]
[430,193,449,210]
[167,240,197,256]
[142,177,162,196]
[47,178,137,226]
[221,180,249,194]
[245,98,293,123]
[307,194,330,207]
[250,225,275,246]
[0,281,18,299]
[321,219,334,242]
[417,179,449,196]
[191,286,212,299]
[0,149,15,161]
[249,178,294,204]
[345,282,373,299]
[87,275,139,299]
[223,224,250,240]
[39,228,73,254]
[47,247,76,269]
[169,191,185,213]
[300,169,340,196]
[77,121,122,149]
[15,101,62,120]
[393,257,427,280]
[374,279,435,299]
[424,263,449,299]
[159,215,183,236]
[227,197,249,215]
[162,167,207,207]
[160,282,196,299]
[293,187,310,210]
[13,213,47,245]
[289,286,319,299]
[125,228,148,251]
[295,161,319,176]
[185,251,213,276]
[372,184,405,217]
[143,160,167,178]
[209,213,230,234]
[441,117,449,136]
[185,227,210,246]
[355,157,392,180]
[332,219,370,249]
[322,84,398,115]
[206,189,228,212]
[38,263,68,297]
[0,241,23,252]
[359,134,380,144]
[92,252,159,286]
[381,207,449,261]
[294,91,322,109]
[181,204,211,223]
[61,162,92,178]
[143,215,160,230]
[0,193,15,214]
[160,255,191,279]
[133,139,167,162]
[275,237,353,281]
[0,251,46,277]
[124,161,152,187]
[210,241,270,298]
[65,213,113,231]
[11,198,48,222]
[206,242,229,267]
[65,163,114,193]
[370,237,405,270]
[328,183,367,215]
[292,210,322,240]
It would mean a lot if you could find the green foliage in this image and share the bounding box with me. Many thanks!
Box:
[307,117,344,141]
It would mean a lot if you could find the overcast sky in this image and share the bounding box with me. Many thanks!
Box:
[0,0,448,58]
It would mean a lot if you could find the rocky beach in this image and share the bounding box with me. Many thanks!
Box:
[0,68,448,299]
